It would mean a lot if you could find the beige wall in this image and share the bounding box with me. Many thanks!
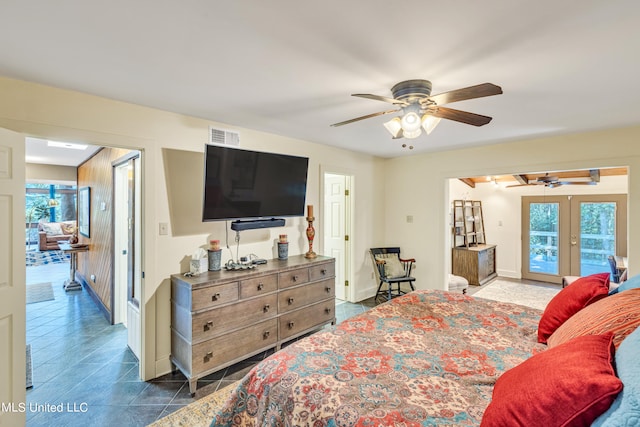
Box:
[385,129,640,291]
[0,76,385,380]
[26,163,76,183]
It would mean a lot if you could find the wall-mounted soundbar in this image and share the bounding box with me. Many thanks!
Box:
[230,218,286,231]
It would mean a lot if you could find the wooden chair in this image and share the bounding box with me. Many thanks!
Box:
[370,247,416,303]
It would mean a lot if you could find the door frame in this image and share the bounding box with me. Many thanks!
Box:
[320,166,354,302]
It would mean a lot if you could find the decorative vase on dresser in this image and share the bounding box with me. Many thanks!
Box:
[170,254,336,395]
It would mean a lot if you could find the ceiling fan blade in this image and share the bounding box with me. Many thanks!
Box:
[424,83,503,106]
[330,109,400,127]
[427,106,493,126]
[352,94,408,106]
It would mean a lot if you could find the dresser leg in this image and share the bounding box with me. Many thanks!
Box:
[189,378,197,397]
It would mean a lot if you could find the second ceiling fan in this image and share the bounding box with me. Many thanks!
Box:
[331,79,503,142]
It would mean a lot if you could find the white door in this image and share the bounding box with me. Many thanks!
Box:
[113,162,130,326]
[323,173,350,301]
[0,127,26,426]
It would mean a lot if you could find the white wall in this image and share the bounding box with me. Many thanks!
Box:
[449,175,628,279]
[0,76,386,380]
[384,129,640,292]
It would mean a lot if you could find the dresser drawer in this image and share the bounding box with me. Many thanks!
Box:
[240,274,278,299]
[192,319,278,375]
[279,299,335,340]
[278,279,335,313]
[278,267,310,288]
[310,263,334,281]
[192,282,238,311]
[192,294,277,343]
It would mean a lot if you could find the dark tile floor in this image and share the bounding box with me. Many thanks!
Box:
[25,261,375,427]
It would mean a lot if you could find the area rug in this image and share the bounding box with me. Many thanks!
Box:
[26,282,55,304]
[150,381,239,427]
[26,344,33,389]
[472,279,560,311]
[26,250,70,267]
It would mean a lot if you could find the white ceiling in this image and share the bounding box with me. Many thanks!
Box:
[25,137,101,167]
[2,1,640,158]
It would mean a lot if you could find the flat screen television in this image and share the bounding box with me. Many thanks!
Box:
[202,144,309,221]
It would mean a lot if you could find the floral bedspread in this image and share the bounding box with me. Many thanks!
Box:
[211,290,546,426]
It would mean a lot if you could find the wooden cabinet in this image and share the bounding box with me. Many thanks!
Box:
[171,255,335,394]
[452,244,497,286]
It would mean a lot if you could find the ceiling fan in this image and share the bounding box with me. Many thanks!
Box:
[330,80,503,144]
[507,173,597,189]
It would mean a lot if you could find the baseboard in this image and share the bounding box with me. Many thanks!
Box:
[77,272,112,323]
[496,269,519,279]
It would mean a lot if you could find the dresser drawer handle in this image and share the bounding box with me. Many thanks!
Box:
[288,297,295,305]
[257,283,264,291]
[321,269,327,275]
[263,304,270,313]
[325,308,332,314]
[292,275,299,282]
[263,331,270,339]
[325,286,331,293]
[211,292,221,301]
[204,351,213,362]
[288,321,295,329]
[204,320,213,331]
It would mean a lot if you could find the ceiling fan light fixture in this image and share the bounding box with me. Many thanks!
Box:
[402,128,422,139]
[421,115,441,135]
[400,111,422,133]
[383,117,403,138]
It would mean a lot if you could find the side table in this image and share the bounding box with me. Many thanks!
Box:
[58,242,89,291]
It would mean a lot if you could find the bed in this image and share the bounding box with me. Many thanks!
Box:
[210,290,546,426]
[201,278,640,427]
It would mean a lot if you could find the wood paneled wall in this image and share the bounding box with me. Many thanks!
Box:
[77,147,132,316]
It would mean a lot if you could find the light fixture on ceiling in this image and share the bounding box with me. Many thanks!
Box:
[331,80,502,147]
[383,103,442,140]
[47,140,88,150]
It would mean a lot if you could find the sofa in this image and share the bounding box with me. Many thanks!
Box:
[38,221,77,251]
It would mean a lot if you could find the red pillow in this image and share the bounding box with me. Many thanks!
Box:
[481,333,622,427]
[537,272,609,343]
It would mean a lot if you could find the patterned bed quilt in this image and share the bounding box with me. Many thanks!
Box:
[211,290,547,426]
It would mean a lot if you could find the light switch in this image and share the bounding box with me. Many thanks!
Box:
[159,222,169,235]
[406,215,414,223]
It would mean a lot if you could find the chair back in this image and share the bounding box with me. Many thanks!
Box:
[370,247,402,280]
[608,255,620,282]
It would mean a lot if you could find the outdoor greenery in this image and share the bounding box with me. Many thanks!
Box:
[529,201,616,265]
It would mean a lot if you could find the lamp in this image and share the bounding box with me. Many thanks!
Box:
[421,115,441,135]
[383,117,403,138]
[383,105,442,140]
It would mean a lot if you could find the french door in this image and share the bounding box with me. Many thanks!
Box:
[522,195,627,284]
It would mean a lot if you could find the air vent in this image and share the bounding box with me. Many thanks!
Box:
[208,126,240,146]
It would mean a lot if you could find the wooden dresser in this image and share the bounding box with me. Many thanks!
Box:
[170,255,335,394]
[452,244,497,286]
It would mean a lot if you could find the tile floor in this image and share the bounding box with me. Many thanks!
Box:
[25,261,375,427]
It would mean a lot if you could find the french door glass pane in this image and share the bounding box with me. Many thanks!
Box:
[580,202,616,276]
[529,203,559,275]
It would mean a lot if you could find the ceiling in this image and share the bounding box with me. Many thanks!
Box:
[2,1,640,158]
[461,167,628,187]
[25,137,101,167]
